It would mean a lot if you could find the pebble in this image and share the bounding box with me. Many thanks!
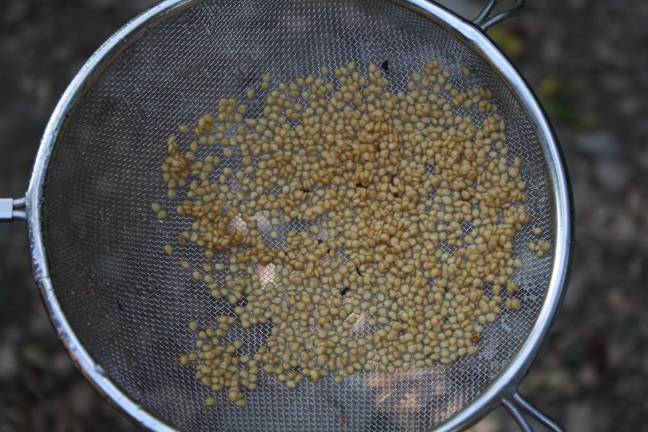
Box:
[0,344,18,380]
[575,131,621,159]
[594,159,631,193]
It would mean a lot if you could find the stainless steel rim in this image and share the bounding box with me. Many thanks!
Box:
[25,0,572,430]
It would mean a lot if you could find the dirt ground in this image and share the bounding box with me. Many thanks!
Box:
[1,0,647,431]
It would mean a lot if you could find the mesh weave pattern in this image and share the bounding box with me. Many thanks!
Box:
[42,0,554,430]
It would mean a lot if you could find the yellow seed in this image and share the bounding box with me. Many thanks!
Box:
[506,298,521,311]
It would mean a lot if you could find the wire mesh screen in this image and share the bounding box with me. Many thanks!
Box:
[41,0,554,430]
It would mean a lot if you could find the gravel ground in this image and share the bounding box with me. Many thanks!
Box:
[1,0,646,431]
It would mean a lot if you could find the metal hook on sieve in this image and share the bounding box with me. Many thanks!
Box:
[502,392,564,432]
[0,197,26,221]
[473,0,525,31]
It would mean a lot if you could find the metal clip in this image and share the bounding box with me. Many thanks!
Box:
[474,0,525,31]
[502,392,564,432]
[0,197,26,221]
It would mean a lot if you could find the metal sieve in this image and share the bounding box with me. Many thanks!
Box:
[1,0,572,430]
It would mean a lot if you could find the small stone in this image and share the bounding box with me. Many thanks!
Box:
[0,344,18,380]
[566,402,595,432]
[576,131,621,159]
[594,159,631,193]
[69,381,96,416]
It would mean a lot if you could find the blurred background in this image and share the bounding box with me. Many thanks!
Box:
[1,0,646,431]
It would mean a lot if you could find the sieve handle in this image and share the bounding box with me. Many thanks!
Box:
[473,0,525,31]
[502,392,564,432]
[0,197,26,222]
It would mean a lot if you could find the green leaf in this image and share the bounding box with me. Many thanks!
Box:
[536,76,589,127]
[487,27,525,58]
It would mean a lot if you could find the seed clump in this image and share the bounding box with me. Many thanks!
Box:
[156,60,545,407]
